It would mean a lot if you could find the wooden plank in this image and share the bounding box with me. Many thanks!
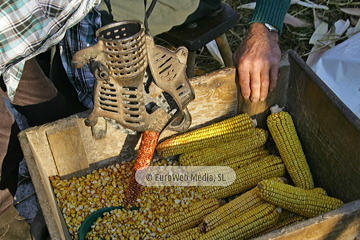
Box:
[160,67,238,140]
[18,129,72,240]
[286,51,360,203]
[77,116,141,167]
[255,200,360,240]
[46,120,90,179]
[22,130,58,177]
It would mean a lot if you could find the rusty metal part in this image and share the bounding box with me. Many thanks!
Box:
[72,20,195,133]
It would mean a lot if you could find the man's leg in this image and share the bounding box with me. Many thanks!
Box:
[11,58,72,127]
[0,90,31,240]
[1,57,71,212]
[0,58,71,239]
[0,92,20,214]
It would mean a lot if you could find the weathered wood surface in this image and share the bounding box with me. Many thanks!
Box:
[18,123,73,240]
[47,122,90,179]
[255,200,360,240]
[159,67,238,140]
[285,51,360,203]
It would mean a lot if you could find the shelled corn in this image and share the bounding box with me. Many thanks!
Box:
[156,113,256,158]
[199,203,279,240]
[267,104,314,189]
[256,179,344,218]
[49,161,134,237]
[50,159,206,239]
[179,128,268,166]
[201,177,285,232]
[198,155,286,199]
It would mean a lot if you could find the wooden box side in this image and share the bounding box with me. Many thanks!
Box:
[18,130,71,240]
[159,67,239,140]
[286,51,360,203]
[254,200,360,240]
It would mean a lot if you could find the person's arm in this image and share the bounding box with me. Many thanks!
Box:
[233,0,291,102]
[0,0,98,102]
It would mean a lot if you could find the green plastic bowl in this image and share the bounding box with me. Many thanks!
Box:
[78,206,139,240]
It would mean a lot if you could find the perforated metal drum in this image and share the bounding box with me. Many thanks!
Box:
[72,20,195,133]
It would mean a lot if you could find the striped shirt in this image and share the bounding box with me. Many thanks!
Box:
[0,0,100,101]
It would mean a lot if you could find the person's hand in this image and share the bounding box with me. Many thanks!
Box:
[233,22,281,102]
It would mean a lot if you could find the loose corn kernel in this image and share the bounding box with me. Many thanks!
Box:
[50,159,207,239]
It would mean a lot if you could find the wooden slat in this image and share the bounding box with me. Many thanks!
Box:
[46,121,90,179]
[160,67,238,140]
[254,200,360,240]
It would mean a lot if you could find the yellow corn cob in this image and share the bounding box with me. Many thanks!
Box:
[179,128,268,166]
[275,212,306,228]
[267,104,314,189]
[255,210,306,238]
[311,187,327,195]
[198,155,285,199]
[214,147,269,169]
[201,176,285,233]
[157,113,256,158]
[256,179,344,218]
[166,227,203,240]
[163,198,223,236]
[201,189,264,233]
[275,210,307,228]
[199,203,279,240]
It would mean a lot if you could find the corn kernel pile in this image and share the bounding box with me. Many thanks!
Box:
[50,159,206,239]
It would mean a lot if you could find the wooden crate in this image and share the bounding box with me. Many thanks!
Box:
[19,67,238,239]
[18,51,360,239]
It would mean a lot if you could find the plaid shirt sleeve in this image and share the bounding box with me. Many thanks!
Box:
[59,7,102,109]
[0,0,100,101]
